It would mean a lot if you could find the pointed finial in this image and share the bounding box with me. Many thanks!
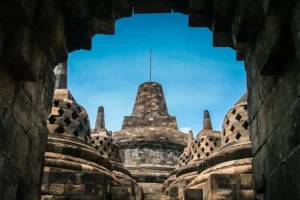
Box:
[55,62,68,89]
[188,130,194,149]
[203,110,213,130]
[95,106,105,131]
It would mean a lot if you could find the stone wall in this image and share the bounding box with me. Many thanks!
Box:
[121,148,180,167]
[247,2,300,199]
[0,52,55,200]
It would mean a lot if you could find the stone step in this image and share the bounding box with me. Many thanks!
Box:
[144,194,166,200]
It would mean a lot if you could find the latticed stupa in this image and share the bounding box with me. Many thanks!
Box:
[113,82,188,200]
[164,110,221,199]
[42,63,142,200]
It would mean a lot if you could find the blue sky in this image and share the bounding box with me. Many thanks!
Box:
[67,13,246,137]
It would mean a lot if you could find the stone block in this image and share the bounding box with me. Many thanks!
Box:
[84,184,103,196]
[49,184,65,195]
[64,184,85,196]
[236,174,253,190]
[11,123,31,172]
[41,195,54,200]
[13,89,32,132]
[42,184,50,194]
[0,155,19,200]
[183,188,203,200]
[203,174,237,200]
[236,190,255,200]
[33,0,68,63]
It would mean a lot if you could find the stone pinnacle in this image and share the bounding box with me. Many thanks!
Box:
[203,110,213,130]
[55,62,68,89]
[95,106,105,131]
[131,82,169,117]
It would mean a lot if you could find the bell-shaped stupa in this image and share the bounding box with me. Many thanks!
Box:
[113,82,188,200]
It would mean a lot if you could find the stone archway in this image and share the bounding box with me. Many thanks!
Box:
[0,0,299,200]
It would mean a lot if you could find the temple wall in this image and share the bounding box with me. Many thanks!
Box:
[120,147,181,167]
[0,50,55,199]
[246,2,300,199]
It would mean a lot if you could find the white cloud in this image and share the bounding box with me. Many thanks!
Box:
[179,127,193,134]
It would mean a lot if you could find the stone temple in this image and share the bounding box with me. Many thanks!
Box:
[113,82,188,199]
[1,1,300,199]
[39,62,254,200]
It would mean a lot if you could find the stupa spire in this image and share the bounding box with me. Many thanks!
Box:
[203,110,213,130]
[131,82,169,118]
[95,106,105,131]
[55,62,68,89]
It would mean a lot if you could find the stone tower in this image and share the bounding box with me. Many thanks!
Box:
[113,82,188,200]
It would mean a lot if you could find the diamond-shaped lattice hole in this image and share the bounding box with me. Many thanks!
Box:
[179,164,182,167]
[201,148,205,152]
[242,121,249,129]
[210,147,214,152]
[198,143,201,147]
[226,119,230,125]
[91,140,95,144]
[78,123,83,130]
[72,111,79,119]
[104,138,107,140]
[55,125,65,133]
[73,130,79,137]
[95,145,99,150]
[66,103,71,109]
[100,151,104,155]
[231,109,236,114]
[244,105,248,110]
[185,156,189,159]
[107,142,111,147]
[53,101,59,107]
[192,145,194,148]
[209,138,212,141]
[58,108,64,116]
[191,155,194,159]
[48,115,56,124]
[108,153,111,157]
[96,137,99,140]
[205,152,210,157]
[100,140,103,145]
[214,142,217,146]
[182,159,185,163]
[180,157,182,160]
[201,138,204,142]
[223,130,226,136]
[103,147,107,151]
[194,150,197,153]
[197,154,200,158]
[230,125,235,132]
[235,132,242,140]
[225,137,229,143]
[64,118,72,126]
[205,142,209,146]
[235,114,242,121]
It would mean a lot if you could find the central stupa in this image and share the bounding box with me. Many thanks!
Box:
[113,82,188,200]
